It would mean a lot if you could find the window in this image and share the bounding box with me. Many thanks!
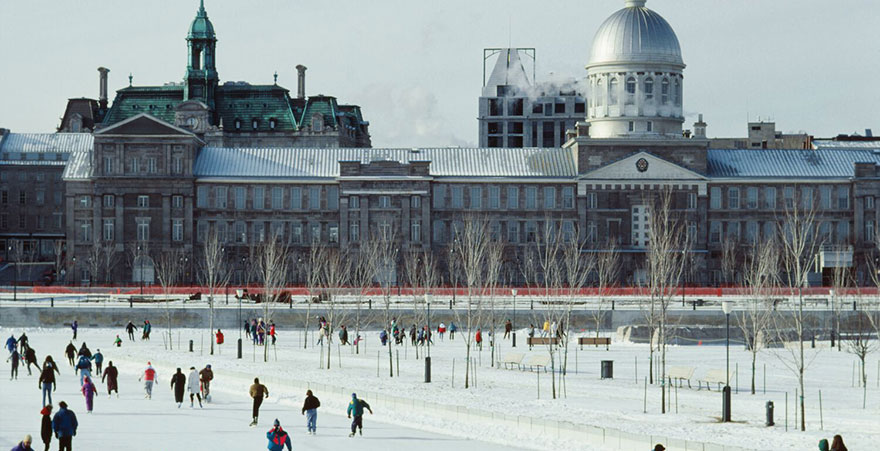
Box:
[136,219,149,242]
[674,79,682,106]
[172,195,183,209]
[596,79,604,106]
[147,157,157,174]
[470,187,482,209]
[103,195,114,208]
[867,196,875,210]
[309,223,321,242]
[763,187,776,209]
[197,221,207,242]
[763,222,775,242]
[608,78,618,105]
[254,187,265,209]
[562,221,575,243]
[728,221,741,240]
[525,221,537,242]
[661,79,669,104]
[253,222,265,243]
[587,222,597,243]
[197,186,208,208]
[433,221,446,243]
[327,186,339,210]
[290,187,302,210]
[271,187,283,209]
[103,156,113,174]
[688,192,697,210]
[625,77,636,94]
[79,195,90,208]
[646,121,653,132]
[488,98,502,116]
[379,195,392,208]
[525,187,537,209]
[411,195,421,209]
[451,186,463,209]
[329,224,339,243]
[746,221,758,243]
[235,221,246,243]
[709,221,721,243]
[506,186,519,209]
[837,221,850,242]
[349,221,359,242]
[0,190,6,205]
[801,186,813,209]
[53,191,61,206]
[252,119,259,130]
[628,121,634,132]
[432,186,446,209]
[172,156,183,174]
[562,187,574,209]
[19,215,26,229]
[103,219,114,241]
[866,220,875,242]
[232,187,244,209]
[710,187,722,209]
[509,99,524,116]
[33,190,44,205]
[217,221,229,243]
[137,195,149,208]
[308,187,320,210]
[349,195,359,209]
[543,186,556,209]
[291,223,303,244]
[728,188,740,210]
[587,192,597,209]
[411,221,420,242]
[746,187,758,209]
[507,221,519,243]
[784,187,794,208]
[53,212,62,228]
[131,158,139,174]
[837,186,849,209]
[688,222,698,241]
[644,78,654,100]
[1,213,7,229]
[173,219,183,242]
[271,221,284,240]
[214,187,227,209]
[269,118,276,130]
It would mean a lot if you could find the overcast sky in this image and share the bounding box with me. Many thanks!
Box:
[1,0,878,147]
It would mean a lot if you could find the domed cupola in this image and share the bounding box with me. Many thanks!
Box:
[585,0,685,139]
[188,0,216,40]
[184,0,219,114]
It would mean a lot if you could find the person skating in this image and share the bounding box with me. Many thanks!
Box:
[24,345,38,376]
[91,349,103,376]
[269,322,276,346]
[266,419,292,451]
[347,393,373,437]
[114,335,122,348]
[8,348,21,380]
[249,377,269,427]
[475,328,483,351]
[71,321,77,341]
[301,389,320,435]
[75,355,92,386]
[449,322,457,340]
[17,332,29,354]
[51,401,78,451]
[504,319,512,339]
[199,364,213,402]
[139,362,156,399]
[125,321,138,341]
[818,439,829,451]
[830,434,848,451]
[81,376,97,413]
[6,334,16,355]
[142,320,152,340]
[40,405,53,451]
[244,318,251,340]
[187,366,202,408]
[9,434,33,451]
[170,367,186,408]
[76,342,91,359]
[64,343,76,368]
[438,322,446,340]
[102,361,118,398]
[215,329,224,351]
[38,359,58,406]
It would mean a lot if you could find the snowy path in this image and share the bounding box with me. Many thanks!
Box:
[0,329,517,450]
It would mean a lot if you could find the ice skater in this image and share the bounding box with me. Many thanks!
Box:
[6,334,16,355]
[64,343,76,367]
[199,364,213,402]
[170,367,186,408]
[139,362,156,399]
[9,434,33,451]
[91,349,103,376]
[39,358,58,406]
[52,401,78,451]
[347,393,373,437]
[75,355,92,386]
[40,404,53,451]
[71,320,78,340]
[102,361,118,397]
[81,376,97,413]
[187,366,202,408]
[301,389,320,435]
[8,348,21,380]
[249,377,269,427]
[125,321,138,341]
[23,345,39,376]
[265,419,292,451]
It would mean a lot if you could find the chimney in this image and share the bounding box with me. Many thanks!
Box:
[98,67,110,109]
[693,113,707,139]
[296,65,307,99]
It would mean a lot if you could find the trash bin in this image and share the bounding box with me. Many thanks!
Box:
[601,360,613,379]
[765,401,774,427]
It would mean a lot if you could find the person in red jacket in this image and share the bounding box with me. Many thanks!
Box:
[475,328,483,351]
[215,329,224,346]
[139,362,157,399]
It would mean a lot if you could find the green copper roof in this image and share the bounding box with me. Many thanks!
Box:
[301,96,338,129]
[188,0,215,40]
[216,84,298,131]
[102,87,184,125]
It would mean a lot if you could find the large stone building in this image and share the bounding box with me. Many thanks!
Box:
[3,0,880,287]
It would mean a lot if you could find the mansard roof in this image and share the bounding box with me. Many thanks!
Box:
[707,148,880,179]
[193,147,577,180]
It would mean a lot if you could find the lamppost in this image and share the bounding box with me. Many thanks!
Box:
[451,239,458,305]
[236,288,244,359]
[8,245,16,302]
[722,300,732,422]
[71,256,76,287]
[425,292,432,383]
[137,245,144,295]
[511,288,517,348]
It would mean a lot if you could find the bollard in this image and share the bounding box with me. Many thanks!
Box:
[51,297,54,308]
[853,301,857,311]
[722,386,732,422]
[811,335,815,349]
[237,338,242,359]
[129,298,133,308]
[449,300,452,310]
[189,340,194,352]
[530,300,533,310]
[369,299,372,309]
[424,356,431,383]
[765,401,775,426]
[611,300,615,310]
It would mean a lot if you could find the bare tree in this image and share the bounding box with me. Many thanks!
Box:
[829,259,850,352]
[592,239,620,340]
[533,219,564,399]
[87,239,104,287]
[736,240,778,394]
[773,192,823,431]
[844,290,879,409]
[199,230,229,356]
[645,188,688,413]
[720,236,738,286]
[351,238,379,354]
[451,216,490,389]
[374,223,400,377]
[320,246,350,368]
[485,239,505,368]
[255,237,290,362]
[560,222,594,393]
[303,239,325,349]
[53,240,65,285]
[154,247,185,350]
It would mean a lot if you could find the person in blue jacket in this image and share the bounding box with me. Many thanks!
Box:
[346,393,373,437]
[7,348,21,380]
[265,419,292,451]
[52,401,78,451]
[6,334,16,354]
[75,355,92,386]
[91,349,104,376]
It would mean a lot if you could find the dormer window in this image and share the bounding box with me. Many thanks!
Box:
[269,118,276,130]
[252,119,258,130]
[234,119,241,130]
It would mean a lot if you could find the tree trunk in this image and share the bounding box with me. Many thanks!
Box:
[209,293,215,355]
[751,353,757,395]
[465,344,471,388]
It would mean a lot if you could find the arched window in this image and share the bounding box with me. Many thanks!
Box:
[608,78,618,106]
[661,78,669,105]
[644,78,654,101]
[596,79,604,107]
[674,79,682,106]
[625,77,636,105]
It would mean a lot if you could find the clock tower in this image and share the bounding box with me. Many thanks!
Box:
[184,0,218,117]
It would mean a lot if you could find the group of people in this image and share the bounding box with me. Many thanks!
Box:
[169,365,213,409]
[124,320,152,341]
[6,333,39,380]
[244,318,276,346]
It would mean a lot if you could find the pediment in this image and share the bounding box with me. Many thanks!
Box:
[580,151,707,181]
[95,113,197,136]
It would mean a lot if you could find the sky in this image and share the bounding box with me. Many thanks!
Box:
[0,0,878,147]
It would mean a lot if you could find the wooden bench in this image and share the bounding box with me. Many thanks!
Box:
[578,336,611,350]
[522,354,552,372]
[527,337,559,346]
[698,369,733,391]
[499,352,524,370]
[668,366,696,388]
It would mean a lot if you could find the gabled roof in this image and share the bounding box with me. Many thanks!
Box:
[95,113,199,137]
[707,148,880,178]
[300,96,338,129]
[483,49,532,97]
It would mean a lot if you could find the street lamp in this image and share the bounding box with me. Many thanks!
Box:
[511,288,517,347]
[8,246,16,302]
[425,292,432,383]
[71,256,76,287]
[722,300,733,422]
[236,288,244,359]
[137,245,144,295]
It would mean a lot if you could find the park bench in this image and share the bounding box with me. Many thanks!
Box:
[499,352,524,370]
[578,336,611,350]
[668,366,696,388]
[527,337,559,346]
[697,369,733,391]
[522,354,551,372]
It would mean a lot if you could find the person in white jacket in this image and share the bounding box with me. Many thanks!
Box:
[187,366,203,408]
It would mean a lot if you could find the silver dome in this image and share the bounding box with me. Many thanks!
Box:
[588,1,683,67]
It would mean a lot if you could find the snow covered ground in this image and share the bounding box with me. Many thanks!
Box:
[1,325,878,450]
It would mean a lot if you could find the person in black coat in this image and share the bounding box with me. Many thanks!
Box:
[40,404,52,451]
[102,362,119,397]
[77,343,91,359]
[24,346,38,376]
[170,368,186,408]
[39,360,58,407]
[64,343,76,367]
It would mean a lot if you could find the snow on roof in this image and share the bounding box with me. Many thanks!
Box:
[707,148,880,178]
